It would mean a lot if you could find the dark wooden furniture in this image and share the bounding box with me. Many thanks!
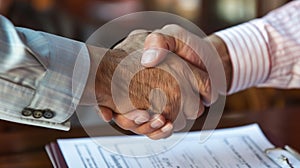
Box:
[1,106,300,167]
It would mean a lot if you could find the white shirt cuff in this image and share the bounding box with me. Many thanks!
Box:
[215,20,271,94]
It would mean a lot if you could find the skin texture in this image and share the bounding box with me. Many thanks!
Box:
[94,32,210,124]
[96,49,181,122]
[206,35,232,90]
[91,26,232,139]
[141,25,232,91]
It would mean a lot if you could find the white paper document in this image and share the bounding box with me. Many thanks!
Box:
[56,124,298,168]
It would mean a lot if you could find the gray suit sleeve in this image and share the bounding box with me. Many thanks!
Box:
[0,15,90,130]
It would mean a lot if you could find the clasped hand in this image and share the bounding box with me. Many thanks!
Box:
[91,25,230,140]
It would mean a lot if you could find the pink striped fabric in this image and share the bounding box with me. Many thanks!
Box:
[215,1,300,94]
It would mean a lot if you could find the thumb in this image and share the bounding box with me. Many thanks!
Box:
[141,24,205,69]
[141,33,175,67]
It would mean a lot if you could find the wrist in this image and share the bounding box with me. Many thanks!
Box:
[205,35,232,92]
[95,49,127,113]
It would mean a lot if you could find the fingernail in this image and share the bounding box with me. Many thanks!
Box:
[161,123,173,133]
[134,116,149,125]
[141,49,158,65]
[151,118,164,129]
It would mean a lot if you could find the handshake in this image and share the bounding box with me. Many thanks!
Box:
[87,25,232,140]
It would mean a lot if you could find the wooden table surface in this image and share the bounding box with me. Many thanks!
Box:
[1,107,300,168]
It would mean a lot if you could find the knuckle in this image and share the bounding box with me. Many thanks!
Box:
[197,104,205,117]
[185,112,197,120]
[162,24,185,35]
[204,78,211,93]
[145,33,168,49]
[147,133,161,140]
[146,32,164,41]
[130,29,146,34]
[115,118,134,130]
[136,128,153,135]
[162,24,182,31]
[186,106,202,120]
[147,135,158,140]
[128,29,149,36]
[163,104,180,122]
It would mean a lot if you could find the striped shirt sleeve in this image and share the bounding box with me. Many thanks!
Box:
[215,1,300,94]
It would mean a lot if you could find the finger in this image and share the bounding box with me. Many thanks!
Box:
[114,29,150,53]
[98,106,113,122]
[147,122,174,140]
[184,100,205,120]
[141,32,176,67]
[114,113,166,135]
[188,64,214,105]
[131,114,166,135]
[142,24,205,69]
[123,109,151,124]
[172,111,187,131]
[113,110,150,130]
[179,64,212,119]
[197,102,206,118]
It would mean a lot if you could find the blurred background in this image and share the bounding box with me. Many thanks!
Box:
[0,0,299,116]
[2,1,300,166]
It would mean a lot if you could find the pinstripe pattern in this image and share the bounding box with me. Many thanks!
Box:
[216,1,300,94]
[0,16,90,130]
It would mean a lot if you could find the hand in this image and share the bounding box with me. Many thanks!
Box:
[130,25,232,139]
[85,31,168,139]
[100,31,174,139]
[93,31,211,139]
[141,24,232,91]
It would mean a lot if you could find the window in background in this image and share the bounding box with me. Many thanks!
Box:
[174,0,202,21]
[87,0,144,22]
[0,0,13,16]
[258,0,290,16]
[216,0,256,24]
[151,0,202,23]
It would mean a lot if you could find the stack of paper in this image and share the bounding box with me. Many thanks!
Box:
[45,124,300,168]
